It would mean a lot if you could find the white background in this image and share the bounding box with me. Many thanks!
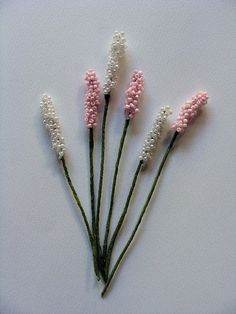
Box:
[1,1,236,313]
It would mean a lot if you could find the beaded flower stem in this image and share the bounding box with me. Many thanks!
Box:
[104,160,143,277]
[97,31,127,242]
[96,32,127,274]
[101,131,179,297]
[84,70,101,279]
[103,119,130,256]
[40,94,93,243]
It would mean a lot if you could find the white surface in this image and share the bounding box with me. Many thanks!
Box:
[1,1,236,313]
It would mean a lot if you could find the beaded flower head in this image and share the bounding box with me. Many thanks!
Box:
[84,70,100,128]
[40,94,65,159]
[173,91,208,133]
[124,71,144,119]
[103,31,127,95]
[139,106,172,162]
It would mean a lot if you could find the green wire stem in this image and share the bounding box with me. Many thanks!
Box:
[89,128,100,280]
[61,156,92,242]
[103,119,130,257]
[96,94,110,251]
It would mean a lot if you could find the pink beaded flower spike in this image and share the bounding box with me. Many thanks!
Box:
[84,70,101,279]
[173,91,208,133]
[85,70,100,128]
[102,91,208,296]
[102,71,144,271]
[124,70,144,119]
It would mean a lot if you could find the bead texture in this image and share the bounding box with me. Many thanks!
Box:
[84,70,100,128]
[139,106,172,163]
[173,91,208,133]
[103,31,127,95]
[124,70,144,119]
[40,94,65,159]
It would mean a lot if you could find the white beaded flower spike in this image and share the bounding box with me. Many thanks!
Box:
[103,31,127,95]
[96,31,127,255]
[102,92,209,297]
[102,105,172,284]
[40,94,65,159]
[40,94,94,268]
[139,106,172,162]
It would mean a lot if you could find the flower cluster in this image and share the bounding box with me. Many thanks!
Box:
[40,94,65,159]
[139,106,172,162]
[173,91,208,133]
[124,71,144,119]
[84,70,100,128]
[103,31,126,95]
[39,29,210,297]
